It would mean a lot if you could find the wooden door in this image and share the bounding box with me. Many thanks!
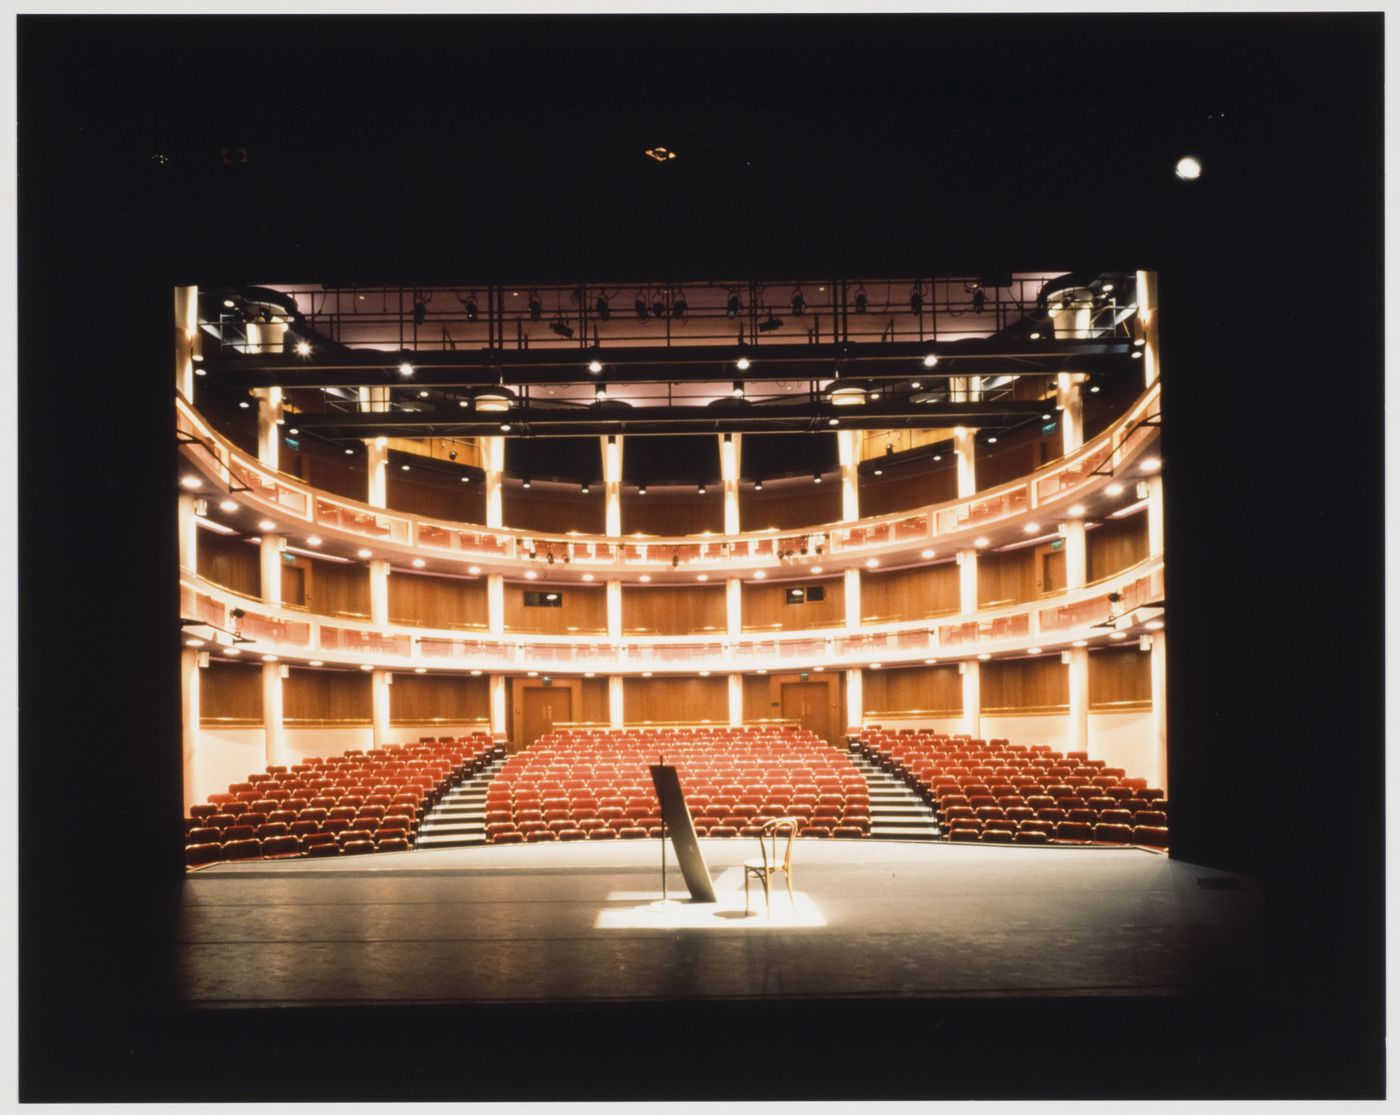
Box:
[521,687,572,748]
[1036,543,1065,595]
[781,682,832,745]
[281,557,310,608]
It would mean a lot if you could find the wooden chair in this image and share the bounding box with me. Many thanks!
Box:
[744,817,799,918]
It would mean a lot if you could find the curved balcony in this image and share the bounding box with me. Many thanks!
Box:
[176,380,1161,579]
[181,554,1164,675]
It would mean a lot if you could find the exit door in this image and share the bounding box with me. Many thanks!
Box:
[521,687,572,748]
[781,681,832,746]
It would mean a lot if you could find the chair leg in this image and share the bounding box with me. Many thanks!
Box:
[762,872,771,918]
[744,872,751,916]
[785,869,795,910]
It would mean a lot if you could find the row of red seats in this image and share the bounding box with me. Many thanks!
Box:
[184,735,500,868]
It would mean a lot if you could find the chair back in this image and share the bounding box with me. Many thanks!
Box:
[760,817,800,872]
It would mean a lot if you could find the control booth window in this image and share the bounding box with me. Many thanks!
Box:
[785,586,825,604]
[524,591,562,607]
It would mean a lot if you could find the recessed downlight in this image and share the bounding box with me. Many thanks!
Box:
[753,570,766,579]
[468,565,482,575]
[920,548,935,559]
[1068,504,1086,517]
[262,654,279,662]
[224,647,241,656]
[1027,647,1042,655]
[1072,640,1088,648]
[1140,457,1161,472]
[360,663,373,670]
[357,548,372,559]
[185,638,205,648]
[810,566,823,575]
[639,574,651,583]
[1110,631,1128,640]
[415,667,428,673]
[973,537,989,548]
[180,476,201,490]
[524,570,537,579]
[219,499,238,513]
[412,558,426,568]
[1106,483,1125,496]
[977,653,991,661]
[865,558,879,568]
[582,573,594,581]
[258,519,276,531]
[1024,522,1040,534]
[1146,620,1164,631]
[309,660,323,667]
[306,536,322,546]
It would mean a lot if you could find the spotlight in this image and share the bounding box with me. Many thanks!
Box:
[758,314,783,333]
[972,287,986,313]
[635,293,649,321]
[672,552,681,567]
[812,471,822,484]
[910,287,924,315]
[1175,155,1202,180]
[588,360,603,374]
[884,442,894,456]
[522,477,532,489]
[448,449,457,460]
[697,483,707,495]
[528,291,543,321]
[727,291,741,319]
[413,297,428,325]
[638,484,647,496]
[923,354,938,368]
[854,287,868,313]
[791,288,805,316]
[753,479,763,491]
[651,296,666,319]
[595,385,607,401]
[735,356,751,371]
[732,381,745,398]
[398,362,414,377]
[595,294,611,321]
[295,339,312,357]
[550,317,574,339]
[672,293,688,319]
[581,482,591,495]
[464,295,478,322]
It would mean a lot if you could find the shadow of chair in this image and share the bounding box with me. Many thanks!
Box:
[744,817,799,917]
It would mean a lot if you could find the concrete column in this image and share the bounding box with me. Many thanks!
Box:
[178,492,199,575]
[726,578,742,639]
[259,534,283,604]
[489,674,508,736]
[1063,646,1089,753]
[1062,518,1087,590]
[606,580,623,640]
[262,661,285,768]
[1057,373,1084,455]
[482,435,506,529]
[953,427,977,497]
[846,668,863,733]
[487,574,505,636]
[366,436,389,508]
[719,433,742,536]
[608,676,625,729]
[728,673,743,727]
[369,559,390,625]
[175,285,199,401]
[957,549,978,614]
[371,669,392,749]
[843,568,861,631]
[960,659,981,739]
[836,430,860,522]
[1137,269,1160,389]
[181,647,202,813]
[1150,631,1168,793]
[256,386,284,471]
[1146,474,1165,557]
[602,435,623,537]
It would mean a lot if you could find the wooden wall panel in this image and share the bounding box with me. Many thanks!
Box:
[283,667,372,723]
[1088,514,1150,583]
[860,563,960,623]
[196,532,260,597]
[504,582,607,634]
[1089,646,1152,708]
[389,572,488,629]
[977,548,1037,608]
[389,673,490,723]
[387,471,486,524]
[862,664,962,716]
[859,462,958,518]
[974,438,1039,492]
[979,657,1068,713]
[579,677,610,724]
[743,674,776,722]
[199,660,263,723]
[742,576,844,631]
[301,450,368,502]
[309,561,371,619]
[502,489,605,534]
[621,493,725,536]
[739,484,843,531]
[622,584,727,634]
[623,676,728,724]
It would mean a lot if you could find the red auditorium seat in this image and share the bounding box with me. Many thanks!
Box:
[1098,809,1134,827]
[261,835,301,858]
[557,829,586,842]
[186,826,221,846]
[1018,819,1055,837]
[185,842,224,867]
[1132,810,1168,828]
[223,838,261,861]
[234,812,267,829]
[1054,821,1093,842]
[189,803,218,820]
[1015,830,1050,844]
[980,829,1014,843]
[492,831,524,845]
[949,827,980,843]
[1092,824,1133,844]
[586,827,617,840]
[255,822,289,839]
[341,839,377,854]
[1133,826,1170,848]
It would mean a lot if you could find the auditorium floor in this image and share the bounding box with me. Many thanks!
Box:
[177,839,1265,1006]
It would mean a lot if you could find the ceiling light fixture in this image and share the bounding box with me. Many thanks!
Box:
[736,356,751,371]
[398,362,414,377]
[180,476,201,490]
[258,519,275,531]
[923,354,938,368]
[920,548,935,559]
[412,558,426,568]
[588,360,603,374]
[468,565,481,575]
[1175,155,1202,180]
[639,574,651,583]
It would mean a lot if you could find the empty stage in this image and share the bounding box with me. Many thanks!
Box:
[178,839,1264,1007]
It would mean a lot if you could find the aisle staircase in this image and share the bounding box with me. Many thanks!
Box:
[415,753,507,849]
[850,750,941,841]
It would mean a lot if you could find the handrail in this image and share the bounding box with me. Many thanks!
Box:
[177,380,1161,574]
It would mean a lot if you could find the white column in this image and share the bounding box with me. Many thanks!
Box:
[606,580,623,640]
[836,430,860,522]
[728,673,743,727]
[371,669,392,749]
[256,386,284,470]
[489,674,508,736]
[957,549,978,614]
[178,492,199,575]
[846,668,863,734]
[602,435,623,537]
[843,568,861,630]
[1150,631,1168,793]
[719,433,742,536]
[175,285,199,401]
[1065,646,1089,753]
[483,435,505,529]
[259,534,283,603]
[181,648,202,813]
[1146,474,1165,557]
[369,559,390,625]
[960,659,981,739]
[262,661,285,769]
[953,427,977,497]
[725,578,742,639]
[366,436,389,508]
[1137,269,1160,389]
[1062,519,1087,590]
[608,675,625,729]
[487,574,505,636]
[1057,373,1084,455]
